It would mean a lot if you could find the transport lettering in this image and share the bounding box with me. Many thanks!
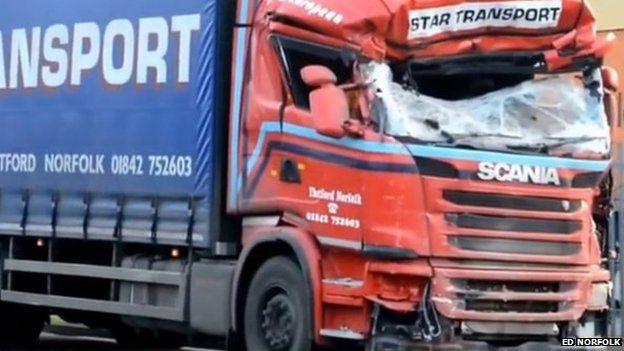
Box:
[409,0,562,39]
[477,162,561,186]
[0,14,201,90]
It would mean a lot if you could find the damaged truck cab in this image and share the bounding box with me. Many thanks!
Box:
[231,0,618,349]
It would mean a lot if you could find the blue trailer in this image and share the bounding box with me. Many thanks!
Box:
[0,0,233,248]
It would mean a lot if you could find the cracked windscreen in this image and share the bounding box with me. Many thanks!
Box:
[361,61,610,157]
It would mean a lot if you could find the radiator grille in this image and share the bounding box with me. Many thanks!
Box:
[465,300,559,313]
[448,236,582,256]
[445,214,582,234]
[443,191,582,213]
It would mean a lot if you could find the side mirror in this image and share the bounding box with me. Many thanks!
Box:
[602,66,619,92]
[301,65,337,87]
[301,65,348,138]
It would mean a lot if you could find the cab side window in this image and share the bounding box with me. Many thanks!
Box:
[273,36,353,110]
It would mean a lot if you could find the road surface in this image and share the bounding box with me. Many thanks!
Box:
[37,332,220,351]
[34,317,221,351]
[35,317,346,351]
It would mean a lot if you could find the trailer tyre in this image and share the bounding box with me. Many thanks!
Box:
[244,257,312,351]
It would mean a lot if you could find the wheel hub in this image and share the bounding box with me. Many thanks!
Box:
[260,294,295,350]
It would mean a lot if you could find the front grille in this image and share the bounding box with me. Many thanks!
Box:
[454,279,574,314]
[572,172,605,188]
[445,214,582,234]
[436,186,588,261]
[465,300,559,313]
[457,280,561,294]
[443,191,582,213]
[426,170,601,322]
[449,236,582,256]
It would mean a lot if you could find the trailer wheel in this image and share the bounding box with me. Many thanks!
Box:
[244,256,312,351]
[0,303,46,348]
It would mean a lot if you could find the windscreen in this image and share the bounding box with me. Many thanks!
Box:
[362,62,610,157]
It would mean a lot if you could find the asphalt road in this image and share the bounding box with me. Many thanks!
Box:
[34,318,343,351]
[28,316,222,351]
[37,332,219,351]
[36,330,340,351]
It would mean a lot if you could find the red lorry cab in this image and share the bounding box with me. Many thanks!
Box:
[228,0,617,349]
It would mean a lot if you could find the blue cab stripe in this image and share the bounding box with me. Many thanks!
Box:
[405,145,610,172]
[240,122,610,183]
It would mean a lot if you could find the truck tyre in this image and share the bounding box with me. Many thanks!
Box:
[0,303,46,348]
[244,256,312,351]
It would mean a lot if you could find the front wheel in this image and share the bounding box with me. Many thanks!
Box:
[244,257,312,351]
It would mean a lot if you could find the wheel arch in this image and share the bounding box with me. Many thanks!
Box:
[230,227,322,343]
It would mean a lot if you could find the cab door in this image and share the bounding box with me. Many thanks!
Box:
[269,36,365,249]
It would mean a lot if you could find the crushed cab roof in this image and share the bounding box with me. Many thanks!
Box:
[265,0,613,70]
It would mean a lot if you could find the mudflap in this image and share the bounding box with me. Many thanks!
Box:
[367,336,566,351]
